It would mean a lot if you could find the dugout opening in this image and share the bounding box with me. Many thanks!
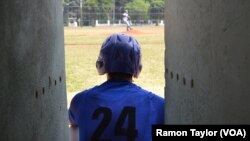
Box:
[64,26,165,107]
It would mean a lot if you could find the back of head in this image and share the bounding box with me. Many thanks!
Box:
[96,33,142,78]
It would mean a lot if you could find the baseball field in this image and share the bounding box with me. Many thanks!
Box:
[64,26,165,105]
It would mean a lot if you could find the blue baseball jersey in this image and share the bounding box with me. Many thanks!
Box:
[69,80,164,141]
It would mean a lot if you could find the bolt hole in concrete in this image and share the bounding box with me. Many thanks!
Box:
[55,80,57,86]
[49,76,52,88]
[170,72,173,79]
[183,77,186,85]
[42,87,45,94]
[35,91,38,99]
[176,73,179,81]
[191,79,194,88]
[59,76,62,82]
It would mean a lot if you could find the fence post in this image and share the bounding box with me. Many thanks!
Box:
[96,20,99,26]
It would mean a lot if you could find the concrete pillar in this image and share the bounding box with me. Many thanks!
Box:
[0,0,68,141]
[165,0,250,124]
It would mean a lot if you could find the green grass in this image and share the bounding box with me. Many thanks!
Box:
[65,26,165,104]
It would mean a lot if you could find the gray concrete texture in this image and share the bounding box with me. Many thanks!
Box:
[0,0,69,140]
[165,0,250,124]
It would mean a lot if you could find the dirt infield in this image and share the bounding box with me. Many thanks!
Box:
[122,29,145,35]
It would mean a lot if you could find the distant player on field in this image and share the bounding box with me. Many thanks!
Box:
[122,9,132,31]
[68,33,164,141]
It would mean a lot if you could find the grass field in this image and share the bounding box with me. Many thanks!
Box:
[64,26,165,105]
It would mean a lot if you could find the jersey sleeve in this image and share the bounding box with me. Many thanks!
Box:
[68,93,82,126]
[150,94,165,124]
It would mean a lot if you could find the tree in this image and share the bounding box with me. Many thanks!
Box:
[63,0,81,25]
[84,0,113,25]
[96,0,114,20]
[63,0,164,26]
[149,0,164,24]
[125,0,150,23]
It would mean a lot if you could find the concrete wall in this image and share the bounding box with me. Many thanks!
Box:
[165,0,250,124]
[0,0,69,140]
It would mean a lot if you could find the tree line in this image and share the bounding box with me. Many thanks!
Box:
[63,0,164,26]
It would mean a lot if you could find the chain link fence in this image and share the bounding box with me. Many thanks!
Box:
[63,6,164,26]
